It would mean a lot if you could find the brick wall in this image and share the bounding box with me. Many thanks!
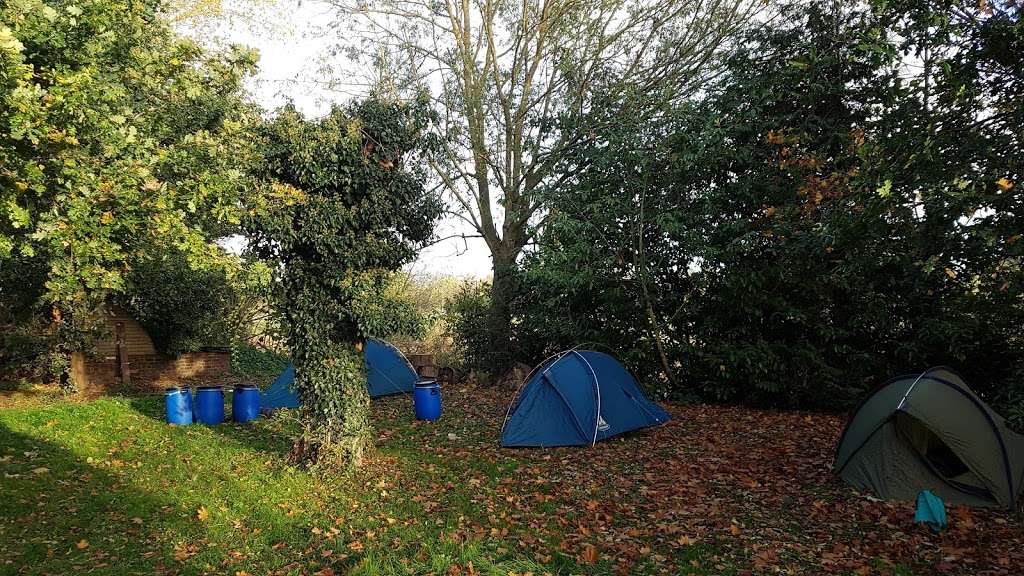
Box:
[72,351,231,395]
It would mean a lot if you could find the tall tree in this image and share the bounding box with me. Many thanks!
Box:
[245,97,441,467]
[320,0,765,364]
[0,0,262,389]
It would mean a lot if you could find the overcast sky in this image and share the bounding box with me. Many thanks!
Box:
[194,1,493,279]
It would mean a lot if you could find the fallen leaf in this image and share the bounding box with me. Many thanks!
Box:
[197,506,209,521]
[76,539,89,550]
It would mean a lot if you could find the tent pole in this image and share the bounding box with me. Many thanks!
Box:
[570,350,602,446]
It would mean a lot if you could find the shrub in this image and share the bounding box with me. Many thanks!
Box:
[231,343,290,379]
[444,280,494,373]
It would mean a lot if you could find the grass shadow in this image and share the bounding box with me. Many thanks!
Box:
[0,418,197,574]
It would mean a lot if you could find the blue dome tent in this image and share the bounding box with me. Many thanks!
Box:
[501,350,670,447]
[260,339,419,410]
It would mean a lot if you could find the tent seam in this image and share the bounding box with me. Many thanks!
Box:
[570,351,601,446]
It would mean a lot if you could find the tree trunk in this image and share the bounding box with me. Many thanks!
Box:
[644,299,680,391]
[286,297,372,470]
[488,252,517,372]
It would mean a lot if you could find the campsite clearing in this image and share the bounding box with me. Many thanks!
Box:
[1,383,1022,576]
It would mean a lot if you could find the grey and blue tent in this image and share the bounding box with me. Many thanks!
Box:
[834,367,1024,509]
[260,338,419,410]
[501,350,670,447]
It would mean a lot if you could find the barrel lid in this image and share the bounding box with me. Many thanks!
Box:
[164,386,188,394]
[235,384,258,390]
[197,386,223,391]
[415,378,438,387]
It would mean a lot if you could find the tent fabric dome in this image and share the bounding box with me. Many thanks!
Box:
[501,350,670,447]
[259,338,419,410]
[364,339,420,397]
[834,367,1024,509]
[260,363,299,410]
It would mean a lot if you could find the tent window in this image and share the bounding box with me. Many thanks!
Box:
[924,435,970,479]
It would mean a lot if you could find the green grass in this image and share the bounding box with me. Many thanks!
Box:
[2,392,696,575]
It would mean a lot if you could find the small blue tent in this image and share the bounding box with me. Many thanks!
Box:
[261,363,299,409]
[501,350,670,447]
[260,339,419,410]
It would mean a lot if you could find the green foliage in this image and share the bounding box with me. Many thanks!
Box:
[121,252,234,355]
[0,254,57,381]
[121,249,279,356]
[349,271,426,341]
[0,323,67,383]
[443,280,494,373]
[230,342,290,378]
[245,95,441,467]
[0,0,263,390]
[519,0,1024,409]
[385,273,463,367]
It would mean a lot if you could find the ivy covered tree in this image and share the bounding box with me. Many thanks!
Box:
[0,0,261,388]
[246,96,440,468]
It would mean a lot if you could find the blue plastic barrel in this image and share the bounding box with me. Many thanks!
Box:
[165,387,193,425]
[413,379,441,421]
[194,386,225,425]
[232,384,260,423]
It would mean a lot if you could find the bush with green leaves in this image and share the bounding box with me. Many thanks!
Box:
[519,0,1023,409]
[245,96,441,468]
[384,273,462,367]
[230,343,290,379]
[442,280,495,374]
[121,252,233,355]
[0,0,263,391]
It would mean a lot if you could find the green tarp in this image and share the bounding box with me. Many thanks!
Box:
[834,367,1024,509]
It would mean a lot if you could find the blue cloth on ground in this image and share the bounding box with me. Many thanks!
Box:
[914,490,947,533]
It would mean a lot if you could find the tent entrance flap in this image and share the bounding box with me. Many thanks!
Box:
[893,413,994,502]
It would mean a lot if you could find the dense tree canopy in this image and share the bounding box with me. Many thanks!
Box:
[0,0,261,387]
[517,0,1023,409]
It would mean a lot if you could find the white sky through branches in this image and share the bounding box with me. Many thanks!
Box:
[183,0,493,279]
